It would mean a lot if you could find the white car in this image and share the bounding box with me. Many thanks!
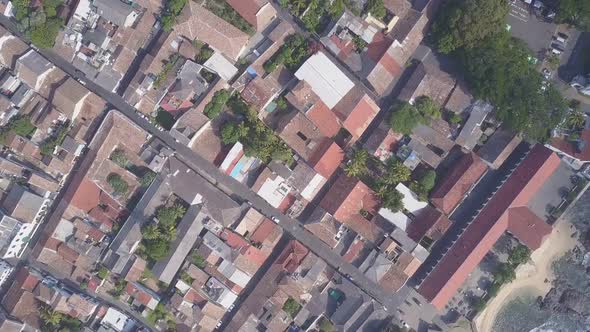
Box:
[271,216,280,223]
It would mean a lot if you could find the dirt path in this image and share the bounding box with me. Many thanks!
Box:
[474,218,578,332]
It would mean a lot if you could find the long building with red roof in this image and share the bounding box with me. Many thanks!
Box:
[417,144,559,310]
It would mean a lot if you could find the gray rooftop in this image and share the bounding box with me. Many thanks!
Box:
[152,205,206,284]
[17,50,52,76]
[455,101,492,151]
[93,0,134,27]
[202,231,233,261]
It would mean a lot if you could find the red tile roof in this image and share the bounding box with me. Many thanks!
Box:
[418,145,560,310]
[319,175,384,243]
[69,178,101,212]
[276,240,309,273]
[225,0,273,31]
[250,218,277,244]
[431,153,488,215]
[57,243,80,264]
[221,229,250,250]
[310,141,344,179]
[549,129,590,162]
[306,101,341,138]
[342,94,380,140]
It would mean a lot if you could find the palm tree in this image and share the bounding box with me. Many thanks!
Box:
[567,110,585,129]
[344,149,369,178]
[40,305,62,327]
[382,159,411,186]
[142,224,161,240]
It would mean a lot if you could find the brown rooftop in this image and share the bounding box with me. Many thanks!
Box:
[431,153,488,215]
[418,145,560,310]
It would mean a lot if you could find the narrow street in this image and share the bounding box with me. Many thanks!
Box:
[0,15,407,315]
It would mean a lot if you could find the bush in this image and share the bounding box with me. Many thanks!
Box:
[107,173,129,195]
[203,90,231,118]
[282,297,302,318]
[192,253,207,268]
[11,115,36,137]
[110,149,129,168]
[195,45,214,64]
[318,317,335,332]
[140,171,156,187]
[364,0,386,20]
[30,18,62,48]
[263,34,310,73]
[39,125,69,156]
[97,266,109,280]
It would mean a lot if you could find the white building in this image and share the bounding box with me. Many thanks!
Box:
[0,213,36,259]
[100,307,135,332]
[0,260,13,286]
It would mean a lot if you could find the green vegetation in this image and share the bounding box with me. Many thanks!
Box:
[375,159,412,211]
[279,0,345,32]
[275,96,288,110]
[110,149,130,168]
[195,44,214,64]
[140,171,157,187]
[344,149,370,177]
[0,115,37,145]
[410,170,437,201]
[203,89,231,118]
[352,34,367,52]
[160,0,187,32]
[432,0,567,141]
[40,305,82,332]
[546,54,561,70]
[97,266,109,280]
[388,98,440,135]
[318,316,335,332]
[107,173,129,196]
[364,0,386,20]
[109,279,127,298]
[220,96,293,163]
[566,109,586,130]
[449,112,462,124]
[203,0,255,35]
[556,0,590,31]
[263,34,311,73]
[153,53,181,88]
[431,0,508,54]
[180,271,194,284]
[141,204,186,262]
[381,323,409,332]
[191,253,207,269]
[147,303,174,327]
[14,0,64,48]
[155,109,176,130]
[282,297,302,318]
[39,124,69,156]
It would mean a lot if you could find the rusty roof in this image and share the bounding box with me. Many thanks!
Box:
[549,129,590,162]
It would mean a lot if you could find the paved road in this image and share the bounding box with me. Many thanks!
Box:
[0,16,406,313]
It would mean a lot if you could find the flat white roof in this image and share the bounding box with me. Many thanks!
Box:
[295,52,354,109]
[396,183,428,214]
[204,52,238,81]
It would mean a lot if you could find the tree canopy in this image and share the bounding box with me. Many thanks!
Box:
[344,149,370,177]
[556,0,590,31]
[431,0,509,54]
[389,102,424,135]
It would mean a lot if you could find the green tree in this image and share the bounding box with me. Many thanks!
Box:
[107,173,129,195]
[144,239,170,261]
[556,0,590,31]
[377,185,404,212]
[110,149,129,168]
[220,122,248,144]
[142,224,162,240]
[140,171,156,187]
[364,0,386,20]
[415,96,441,119]
[431,0,508,53]
[275,97,288,110]
[40,305,63,326]
[381,159,411,186]
[30,18,62,48]
[302,0,322,32]
[195,45,214,64]
[389,102,423,135]
[344,149,370,177]
[493,262,516,284]
[418,170,436,192]
[508,245,530,266]
[97,266,109,279]
[566,109,586,129]
[157,204,186,226]
[329,0,345,18]
[203,89,230,118]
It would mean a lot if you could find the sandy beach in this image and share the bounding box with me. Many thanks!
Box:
[475,217,578,332]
